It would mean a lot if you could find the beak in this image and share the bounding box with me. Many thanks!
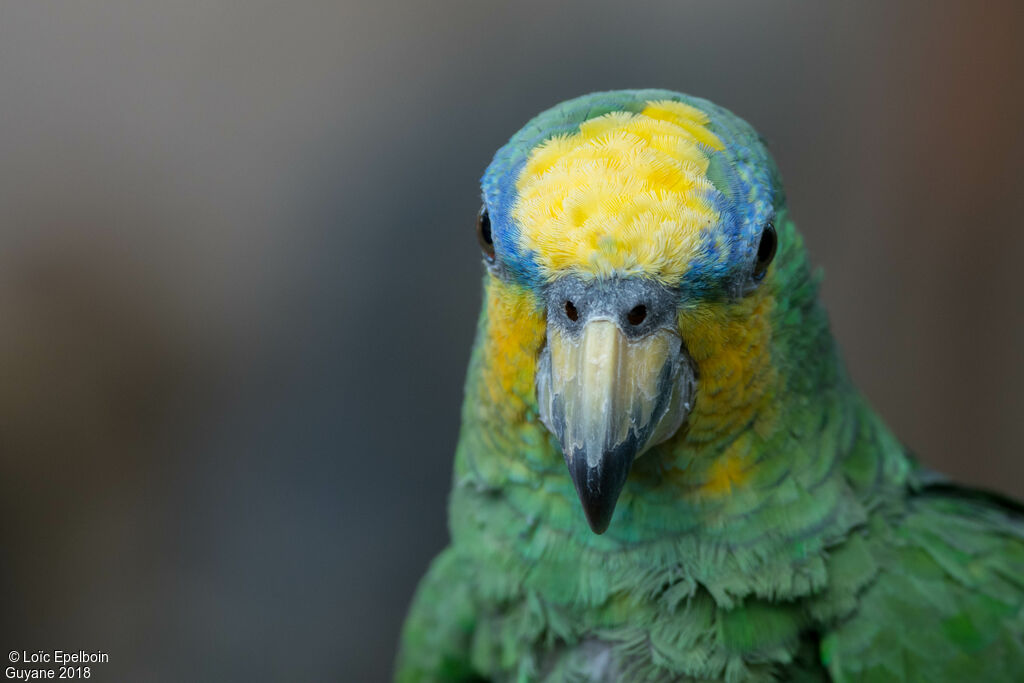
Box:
[537,314,695,533]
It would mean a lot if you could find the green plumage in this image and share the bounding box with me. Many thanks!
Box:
[396,91,1024,682]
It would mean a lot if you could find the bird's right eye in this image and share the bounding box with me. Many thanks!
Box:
[752,220,777,282]
[477,205,495,262]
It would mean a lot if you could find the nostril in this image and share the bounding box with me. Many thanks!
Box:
[565,300,579,322]
[627,304,647,326]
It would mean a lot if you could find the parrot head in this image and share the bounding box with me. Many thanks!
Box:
[477,90,787,534]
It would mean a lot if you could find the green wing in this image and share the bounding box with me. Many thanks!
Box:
[822,486,1024,682]
[396,548,484,682]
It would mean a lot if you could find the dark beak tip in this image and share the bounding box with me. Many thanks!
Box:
[583,506,614,535]
[566,445,636,535]
[576,479,624,535]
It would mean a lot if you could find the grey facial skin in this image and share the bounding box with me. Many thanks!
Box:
[536,277,697,533]
[543,277,682,341]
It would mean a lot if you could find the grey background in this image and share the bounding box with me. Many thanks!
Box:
[1,1,1022,680]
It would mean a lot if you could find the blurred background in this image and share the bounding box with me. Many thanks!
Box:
[1,1,1022,679]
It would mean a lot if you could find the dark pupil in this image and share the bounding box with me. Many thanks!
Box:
[477,206,495,261]
[753,221,777,280]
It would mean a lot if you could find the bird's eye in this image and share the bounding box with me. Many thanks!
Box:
[752,220,777,281]
[477,205,495,262]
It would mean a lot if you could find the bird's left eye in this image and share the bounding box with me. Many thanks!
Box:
[752,220,777,281]
[476,205,495,262]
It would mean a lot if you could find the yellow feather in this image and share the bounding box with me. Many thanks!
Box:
[512,100,725,283]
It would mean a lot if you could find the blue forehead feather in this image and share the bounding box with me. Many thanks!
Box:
[481,89,778,296]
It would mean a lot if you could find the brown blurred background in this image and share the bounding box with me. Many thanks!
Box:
[1,1,1022,680]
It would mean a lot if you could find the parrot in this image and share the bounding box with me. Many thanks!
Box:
[395,89,1024,682]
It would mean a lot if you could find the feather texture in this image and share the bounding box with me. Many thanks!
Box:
[396,91,1024,682]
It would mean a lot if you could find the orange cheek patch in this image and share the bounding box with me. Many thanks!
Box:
[480,278,547,420]
[678,291,778,452]
[698,432,755,496]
